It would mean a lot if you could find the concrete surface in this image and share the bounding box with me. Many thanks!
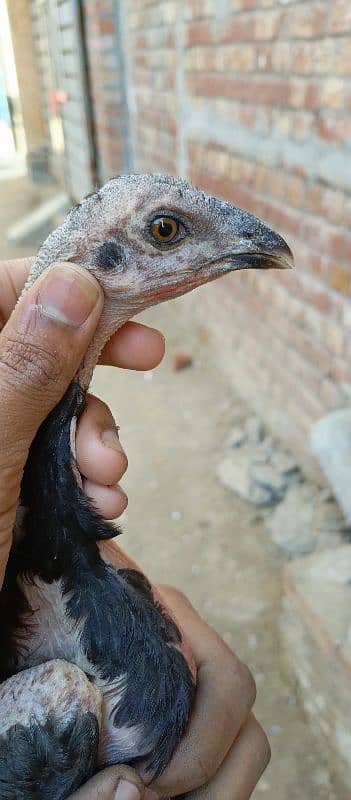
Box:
[0,172,59,260]
[7,191,69,243]
[2,173,348,798]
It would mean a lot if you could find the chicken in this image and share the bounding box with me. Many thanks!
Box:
[0,174,293,798]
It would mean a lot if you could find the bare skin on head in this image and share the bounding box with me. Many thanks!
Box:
[0,174,293,799]
[29,174,293,386]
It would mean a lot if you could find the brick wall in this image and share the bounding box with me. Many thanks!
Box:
[84,0,351,466]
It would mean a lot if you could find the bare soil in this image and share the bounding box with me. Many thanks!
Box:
[92,295,348,800]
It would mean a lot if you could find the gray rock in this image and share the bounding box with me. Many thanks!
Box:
[267,484,345,557]
[310,410,351,524]
[267,485,318,556]
[217,449,289,507]
[216,451,252,503]
[250,462,287,504]
[252,439,273,464]
[226,425,247,449]
[249,482,277,506]
[218,415,304,507]
[217,448,275,506]
[245,415,265,444]
[271,449,300,479]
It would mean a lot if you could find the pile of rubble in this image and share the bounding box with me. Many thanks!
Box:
[216,414,349,557]
[217,410,351,791]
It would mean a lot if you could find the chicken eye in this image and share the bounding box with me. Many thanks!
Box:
[151,216,179,243]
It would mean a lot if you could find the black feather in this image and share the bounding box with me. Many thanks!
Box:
[0,712,99,799]
[95,241,126,271]
[3,381,195,782]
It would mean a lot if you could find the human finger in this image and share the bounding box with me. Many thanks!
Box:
[70,765,146,799]
[148,586,257,798]
[0,262,103,587]
[0,257,33,325]
[0,261,165,372]
[76,394,128,487]
[84,479,128,519]
[183,714,271,800]
[98,321,165,370]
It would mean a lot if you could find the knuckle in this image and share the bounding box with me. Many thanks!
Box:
[223,653,257,710]
[239,661,257,707]
[256,722,271,769]
[0,334,62,393]
[191,749,214,787]
[157,584,191,606]
[118,451,128,475]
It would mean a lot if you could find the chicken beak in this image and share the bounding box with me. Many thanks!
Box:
[223,231,294,273]
[252,243,294,271]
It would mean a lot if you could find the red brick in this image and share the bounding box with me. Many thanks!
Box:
[329,0,351,34]
[186,20,213,46]
[312,39,336,74]
[282,2,327,38]
[138,108,177,135]
[320,378,342,409]
[255,45,273,72]
[252,9,281,40]
[289,79,319,110]
[323,319,344,356]
[329,264,351,296]
[320,78,345,110]
[335,39,351,75]
[315,112,351,143]
[92,18,114,34]
[188,72,292,105]
[217,15,254,42]
[290,43,312,75]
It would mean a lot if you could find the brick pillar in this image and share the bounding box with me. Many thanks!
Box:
[6,0,46,151]
[83,0,131,182]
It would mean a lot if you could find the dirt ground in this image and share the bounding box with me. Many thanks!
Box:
[1,173,348,799]
[91,297,348,800]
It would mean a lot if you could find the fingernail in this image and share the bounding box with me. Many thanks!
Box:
[38,263,101,327]
[101,428,124,452]
[114,779,141,800]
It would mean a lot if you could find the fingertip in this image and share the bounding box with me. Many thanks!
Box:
[83,480,128,519]
[99,322,165,370]
[70,765,145,799]
[75,395,127,486]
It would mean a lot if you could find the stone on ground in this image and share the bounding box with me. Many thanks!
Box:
[217,414,301,506]
[310,410,351,524]
[267,485,346,557]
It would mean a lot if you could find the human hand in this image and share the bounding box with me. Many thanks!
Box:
[0,257,164,588]
[143,586,270,800]
[0,258,269,800]
[69,585,269,800]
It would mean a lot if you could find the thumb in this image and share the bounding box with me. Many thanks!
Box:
[69,765,146,799]
[0,261,103,585]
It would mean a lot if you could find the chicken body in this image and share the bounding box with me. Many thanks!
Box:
[0,175,293,798]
